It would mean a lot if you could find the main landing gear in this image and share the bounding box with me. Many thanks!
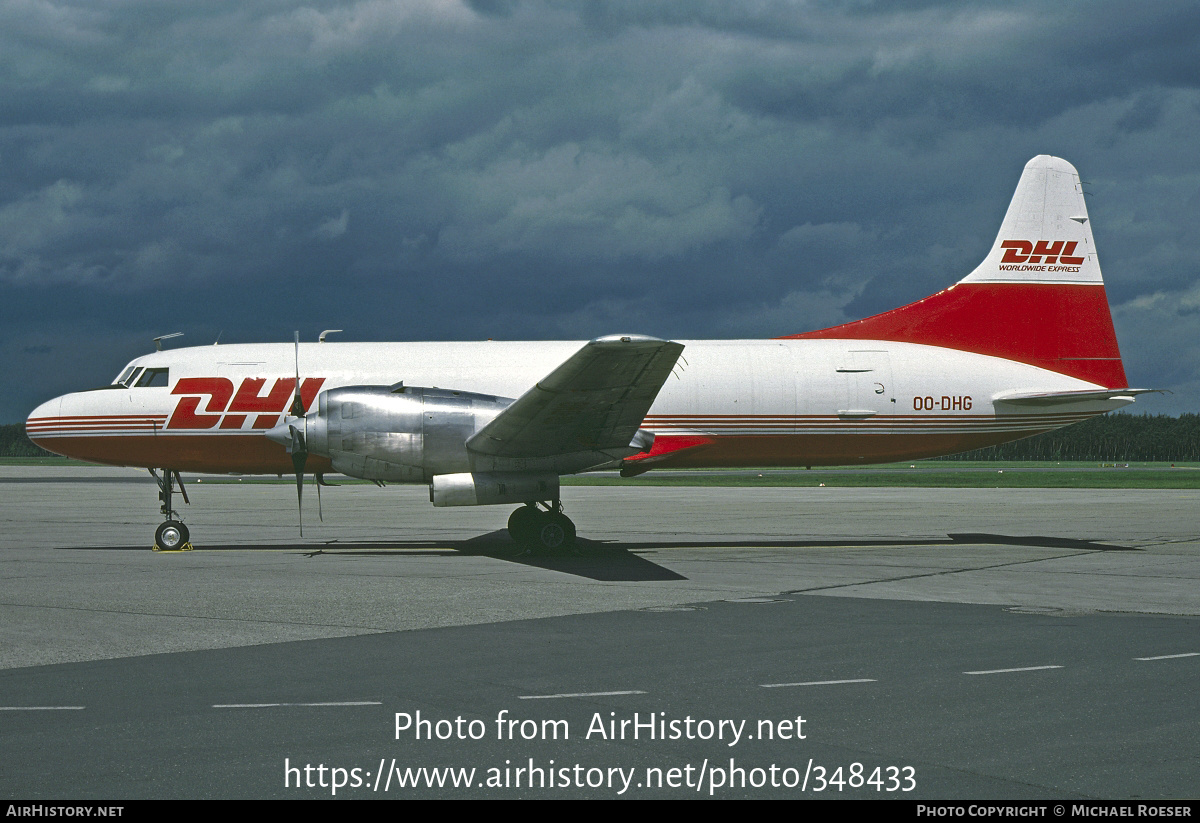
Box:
[507,501,576,552]
[149,469,193,552]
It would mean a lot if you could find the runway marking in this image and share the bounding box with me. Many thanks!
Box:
[518,690,647,700]
[0,706,85,711]
[963,665,1063,675]
[212,701,382,708]
[1134,652,1199,661]
[761,679,877,688]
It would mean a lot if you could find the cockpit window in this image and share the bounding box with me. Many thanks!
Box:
[135,368,170,388]
[115,366,137,386]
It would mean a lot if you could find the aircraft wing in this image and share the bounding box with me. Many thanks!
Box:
[467,335,684,459]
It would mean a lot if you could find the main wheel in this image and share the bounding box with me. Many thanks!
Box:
[532,512,576,551]
[507,505,541,543]
[154,520,190,551]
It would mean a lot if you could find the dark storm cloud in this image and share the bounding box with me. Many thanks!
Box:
[2,0,1199,419]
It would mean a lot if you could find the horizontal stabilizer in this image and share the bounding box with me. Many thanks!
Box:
[992,388,1159,406]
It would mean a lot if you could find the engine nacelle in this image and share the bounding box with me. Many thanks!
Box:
[305,385,511,482]
[429,472,559,507]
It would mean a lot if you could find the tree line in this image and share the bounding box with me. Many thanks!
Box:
[1,423,53,457]
[931,412,1200,462]
[3,412,1198,462]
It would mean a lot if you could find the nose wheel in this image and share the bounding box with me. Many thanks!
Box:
[150,469,194,552]
[154,520,191,551]
[507,502,576,552]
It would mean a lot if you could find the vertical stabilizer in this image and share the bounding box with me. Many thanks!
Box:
[962,155,1100,285]
[784,156,1128,388]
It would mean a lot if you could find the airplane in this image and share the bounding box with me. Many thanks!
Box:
[26,155,1153,552]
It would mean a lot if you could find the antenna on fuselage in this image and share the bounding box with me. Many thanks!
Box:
[152,332,184,351]
[319,329,342,343]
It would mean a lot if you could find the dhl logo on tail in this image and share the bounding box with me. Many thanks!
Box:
[999,240,1085,265]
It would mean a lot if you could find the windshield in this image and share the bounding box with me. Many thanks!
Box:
[134,368,169,387]
[111,364,169,388]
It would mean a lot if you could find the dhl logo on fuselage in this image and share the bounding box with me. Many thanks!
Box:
[999,240,1085,265]
[166,377,325,430]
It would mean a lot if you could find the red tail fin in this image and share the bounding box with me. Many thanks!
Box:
[782,156,1128,388]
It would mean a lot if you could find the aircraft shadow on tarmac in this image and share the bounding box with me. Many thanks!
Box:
[55,530,1138,582]
[54,532,685,582]
[946,532,1141,552]
[300,532,691,582]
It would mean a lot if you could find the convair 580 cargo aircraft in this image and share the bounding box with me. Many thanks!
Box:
[27,156,1150,551]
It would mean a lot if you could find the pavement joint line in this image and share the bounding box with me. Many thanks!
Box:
[1133,652,1199,661]
[212,701,383,708]
[0,706,85,711]
[0,600,394,631]
[761,679,877,688]
[963,665,1064,675]
[785,550,1094,595]
[518,690,647,700]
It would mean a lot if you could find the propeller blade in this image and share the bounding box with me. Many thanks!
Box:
[294,468,304,536]
[290,331,305,418]
[314,473,335,523]
[289,422,307,537]
[287,332,309,536]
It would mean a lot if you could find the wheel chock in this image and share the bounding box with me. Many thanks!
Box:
[152,542,195,553]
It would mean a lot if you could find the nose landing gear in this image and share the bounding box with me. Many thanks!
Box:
[150,469,193,552]
[507,500,576,552]
[154,519,190,551]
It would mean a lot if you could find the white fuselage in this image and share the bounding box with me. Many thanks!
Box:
[27,338,1124,474]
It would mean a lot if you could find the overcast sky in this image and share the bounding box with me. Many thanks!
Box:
[3,0,1199,420]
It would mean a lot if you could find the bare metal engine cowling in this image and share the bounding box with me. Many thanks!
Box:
[304,385,512,482]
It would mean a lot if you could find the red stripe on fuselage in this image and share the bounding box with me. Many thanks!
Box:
[780,282,1127,388]
[31,424,1077,474]
[29,434,328,475]
[636,430,1065,467]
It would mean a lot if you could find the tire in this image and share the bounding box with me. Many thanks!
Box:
[155,520,189,551]
[533,512,576,551]
[550,512,576,547]
[507,506,541,543]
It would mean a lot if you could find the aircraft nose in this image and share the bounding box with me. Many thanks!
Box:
[25,396,64,454]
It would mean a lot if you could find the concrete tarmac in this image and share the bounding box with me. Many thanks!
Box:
[0,465,1197,798]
